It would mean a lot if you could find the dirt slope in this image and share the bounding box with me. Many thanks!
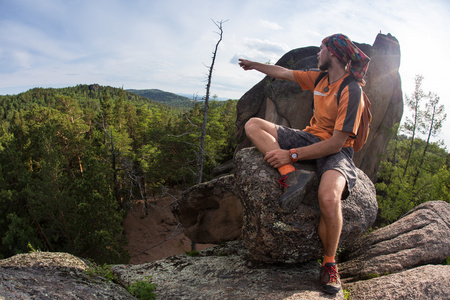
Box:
[123,190,213,264]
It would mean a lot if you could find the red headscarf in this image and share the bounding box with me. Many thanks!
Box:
[322,34,370,84]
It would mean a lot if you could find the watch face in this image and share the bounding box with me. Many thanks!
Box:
[291,153,298,159]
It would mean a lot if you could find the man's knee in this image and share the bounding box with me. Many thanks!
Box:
[319,192,341,211]
[318,178,344,216]
[318,170,346,202]
[245,117,271,139]
[245,117,262,134]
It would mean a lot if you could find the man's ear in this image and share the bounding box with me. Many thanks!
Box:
[330,53,345,66]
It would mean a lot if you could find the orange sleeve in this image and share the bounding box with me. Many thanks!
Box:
[293,70,322,91]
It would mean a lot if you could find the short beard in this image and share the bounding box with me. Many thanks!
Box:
[318,60,329,72]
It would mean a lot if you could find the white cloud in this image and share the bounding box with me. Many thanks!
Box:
[1,0,450,146]
[243,38,290,54]
[258,19,282,30]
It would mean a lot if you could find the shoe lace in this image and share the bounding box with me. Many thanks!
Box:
[278,175,288,188]
[323,265,339,284]
[278,169,298,188]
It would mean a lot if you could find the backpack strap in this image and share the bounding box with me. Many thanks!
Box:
[336,75,357,106]
[312,72,328,109]
[336,75,364,140]
[314,72,328,88]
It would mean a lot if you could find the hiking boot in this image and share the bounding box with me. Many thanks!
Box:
[320,262,341,295]
[278,169,315,211]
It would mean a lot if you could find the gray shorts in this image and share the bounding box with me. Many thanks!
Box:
[277,125,357,191]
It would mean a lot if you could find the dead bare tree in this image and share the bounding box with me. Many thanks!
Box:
[196,19,227,184]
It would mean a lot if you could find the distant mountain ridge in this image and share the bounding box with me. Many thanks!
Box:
[0,85,234,116]
[126,89,194,110]
[176,93,231,101]
[126,89,233,111]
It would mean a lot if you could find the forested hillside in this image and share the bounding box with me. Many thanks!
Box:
[126,88,193,111]
[0,84,237,264]
[375,76,449,225]
[1,80,448,266]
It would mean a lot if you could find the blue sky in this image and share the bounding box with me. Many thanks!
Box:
[1,0,450,146]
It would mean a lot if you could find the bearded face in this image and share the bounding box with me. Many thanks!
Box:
[317,43,331,72]
[318,58,330,72]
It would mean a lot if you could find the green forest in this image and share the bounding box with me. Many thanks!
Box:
[375,75,449,223]
[0,85,237,264]
[0,77,448,265]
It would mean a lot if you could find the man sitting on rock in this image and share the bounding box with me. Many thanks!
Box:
[238,33,370,295]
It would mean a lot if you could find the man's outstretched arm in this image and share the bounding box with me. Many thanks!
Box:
[239,59,296,82]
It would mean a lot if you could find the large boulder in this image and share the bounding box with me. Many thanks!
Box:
[171,175,243,244]
[234,147,378,263]
[344,265,450,300]
[0,252,132,299]
[338,200,450,282]
[235,33,403,181]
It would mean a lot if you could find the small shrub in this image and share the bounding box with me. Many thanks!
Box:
[185,250,199,257]
[343,288,351,299]
[365,273,380,279]
[27,242,40,253]
[84,263,119,283]
[444,257,450,265]
[364,271,390,280]
[127,276,157,300]
[362,226,379,238]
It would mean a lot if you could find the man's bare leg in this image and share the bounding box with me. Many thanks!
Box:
[317,169,345,294]
[244,117,280,155]
[245,117,296,177]
[317,169,346,259]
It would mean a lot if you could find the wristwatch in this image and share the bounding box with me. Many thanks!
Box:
[289,149,299,163]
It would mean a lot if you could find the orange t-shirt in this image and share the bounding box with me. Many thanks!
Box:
[293,70,364,148]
